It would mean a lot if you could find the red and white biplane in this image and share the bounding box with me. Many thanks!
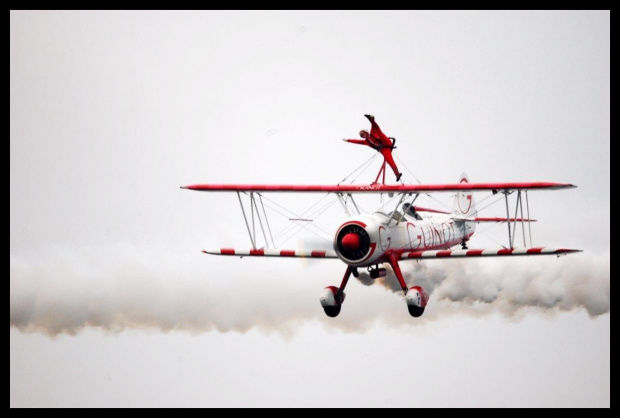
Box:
[182,122,580,318]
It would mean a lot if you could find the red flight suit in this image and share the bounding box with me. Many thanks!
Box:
[344,115,401,181]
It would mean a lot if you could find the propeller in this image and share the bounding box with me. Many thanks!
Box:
[336,224,371,261]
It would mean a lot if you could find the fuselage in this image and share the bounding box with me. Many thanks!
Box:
[333,211,475,267]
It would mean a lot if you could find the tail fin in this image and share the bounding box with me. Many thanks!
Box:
[452,173,477,219]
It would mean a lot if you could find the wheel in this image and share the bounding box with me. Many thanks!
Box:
[323,305,342,318]
[407,305,425,318]
[320,286,344,318]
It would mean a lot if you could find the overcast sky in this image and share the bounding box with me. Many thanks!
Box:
[10,11,609,407]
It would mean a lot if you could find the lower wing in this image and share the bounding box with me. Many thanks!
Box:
[203,247,581,259]
[400,247,582,259]
[204,248,338,258]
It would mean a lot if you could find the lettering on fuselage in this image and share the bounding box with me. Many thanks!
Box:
[375,215,462,254]
[406,222,421,250]
[414,221,458,250]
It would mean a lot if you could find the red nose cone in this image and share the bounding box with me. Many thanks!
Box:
[341,232,361,251]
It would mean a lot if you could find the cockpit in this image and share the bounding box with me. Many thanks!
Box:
[402,202,423,220]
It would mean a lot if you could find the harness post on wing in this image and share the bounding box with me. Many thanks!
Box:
[373,160,388,185]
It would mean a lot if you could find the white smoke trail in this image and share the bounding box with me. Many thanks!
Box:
[371,251,610,319]
[10,243,609,336]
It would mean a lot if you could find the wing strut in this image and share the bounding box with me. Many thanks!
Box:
[259,194,276,248]
[386,193,410,227]
[347,193,361,215]
[236,192,274,250]
[503,190,532,249]
[237,192,256,249]
[512,191,521,248]
[336,193,362,216]
[526,191,533,247]
[336,193,351,217]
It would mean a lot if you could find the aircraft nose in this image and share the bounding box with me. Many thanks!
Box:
[341,232,361,251]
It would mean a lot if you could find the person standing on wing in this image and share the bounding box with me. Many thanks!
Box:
[343,114,403,182]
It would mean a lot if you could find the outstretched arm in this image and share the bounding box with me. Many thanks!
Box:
[344,138,380,151]
[343,139,368,145]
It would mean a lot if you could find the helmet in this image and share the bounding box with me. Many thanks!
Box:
[359,129,369,138]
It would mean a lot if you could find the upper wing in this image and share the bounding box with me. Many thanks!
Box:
[400,247,582,260]
[181,182,576,194]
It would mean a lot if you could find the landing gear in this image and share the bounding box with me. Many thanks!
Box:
[405,286,429,317]
[321,258,430,318]
[386,252,430,318]
[320,266,352,318]
[320,286,344,317]
[461,240,469,250]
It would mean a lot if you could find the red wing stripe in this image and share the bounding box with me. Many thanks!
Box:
[400,248,581,259]
[407,251,425,258]
[183,182,576,194]
[202,249,338,258]
[203,248,580,258]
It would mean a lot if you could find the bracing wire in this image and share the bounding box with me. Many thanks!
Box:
[394,155,423,185]
[258,197,335,246]
[338,154,378,185]
[272,198,338,244]
[394,154,453,211]
[258,193,338,245]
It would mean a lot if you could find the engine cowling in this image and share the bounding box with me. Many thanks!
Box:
[320,286,345,318]
[334,222,372,264]
[406,286,429,317]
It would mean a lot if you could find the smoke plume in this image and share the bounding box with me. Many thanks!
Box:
[370,251,610,319]
[10,243,609,336]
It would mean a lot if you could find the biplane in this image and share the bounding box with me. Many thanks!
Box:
[182,119,580,318]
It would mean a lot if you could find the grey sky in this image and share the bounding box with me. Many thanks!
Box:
[10,11,609,407]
